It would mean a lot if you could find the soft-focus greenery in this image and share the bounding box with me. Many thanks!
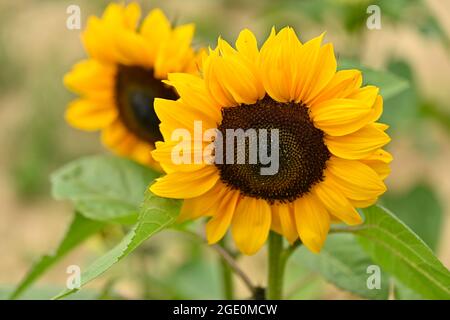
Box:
[2,0,450,300]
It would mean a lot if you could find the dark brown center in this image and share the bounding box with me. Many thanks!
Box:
[215,96,330,203]
[114,65,177,143]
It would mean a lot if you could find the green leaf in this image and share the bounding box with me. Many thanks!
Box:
[54,192,181,299]
[294,233,389,300]
[382,183,443,251]
[338,59,409,100]
[9,213,105,300]
[350,205,450,299]
[51,155,160,222]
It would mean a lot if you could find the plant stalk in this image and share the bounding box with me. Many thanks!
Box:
[267,232,285,299]
[219,239,234,299]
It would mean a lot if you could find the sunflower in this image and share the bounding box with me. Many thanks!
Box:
[64,2,202,165]
[150,27,391,255]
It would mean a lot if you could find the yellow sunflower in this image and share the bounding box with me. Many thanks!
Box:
[150,27,392,255]
[64,2,202,166]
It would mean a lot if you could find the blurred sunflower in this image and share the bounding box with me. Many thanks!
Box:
[64,2,202,166]
[150,27,391,254]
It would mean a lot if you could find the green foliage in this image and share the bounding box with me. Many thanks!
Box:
[51,156,160,223]
[305,205,449,300]
[54,191,181,299]
[9,213,104,300]
[382,184,443,251]
[294,233,389,300]
[354,206,450,299]
[380,59,420,132]
[11,56,71,198]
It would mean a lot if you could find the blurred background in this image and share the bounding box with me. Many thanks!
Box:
[0,0,449,299]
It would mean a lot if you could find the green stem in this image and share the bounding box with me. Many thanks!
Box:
[220,257,234,299]
[267,232,284,299]
[219,239,234,299]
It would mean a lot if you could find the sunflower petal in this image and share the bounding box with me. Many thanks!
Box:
[296,36,337,103]
[259,27,302,102]
[232,197,271,255]
[272,203,298,244]
[164,73,221,117]
[325,123,391,159]
[235,29,259,62]
[310,98,373,136]
[150,166,219,199]
[114,29,153,68]
[313,177,363,225]
[294,193,330,253]
[206,190,240,244]
[64,59,115,97]
[308,69,362,105]
[151,140,208,173]
[203,51,240,107]
[140,8,171,65]
[65,99,117,131]
[154,98,217,141]
[178,181,228,222]
[155,23,195,78]
[326,157,386,200]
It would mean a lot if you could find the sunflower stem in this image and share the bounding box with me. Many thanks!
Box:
[219,239,234,299]
[267,232,285,300]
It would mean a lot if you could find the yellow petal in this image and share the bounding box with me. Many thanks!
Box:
[348,85,379,107]
[259,27,302,102]
[203,51,239,107]
[151,140,208,173]
[313,178,363,225]
[325,123,391,159]
[82,17,126,64]
[235,29,259,62]
[114,29,153,68]
[296,35,337,103]
[349,198,378,208]
[140,8,171,65]
[272,203,298,244]
[366,95,383,123]
[122,2,141,30]
[65,99,117,131]
[212,53,264,105]
[129,141,154,165]
[308,69,362,105]
[271,206,283,234]
[217,37,237,56]
[206,190,240,244]
[363,149,393,163]
[101,119,138,153]
[231,197,272,255]
[154,98,218,141]
[155,23,195,78]
[102,2,140,30]
[178,181,229,222]
[164,73,221,118]
[326,157,386,200]
[310,98,372,136]
[293,193,330,253]
[150,166,219,199]
[64,59,115,98]
[361,160,391,180]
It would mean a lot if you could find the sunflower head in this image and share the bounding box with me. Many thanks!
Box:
[64,2,203,166]
[150,27,391,255]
